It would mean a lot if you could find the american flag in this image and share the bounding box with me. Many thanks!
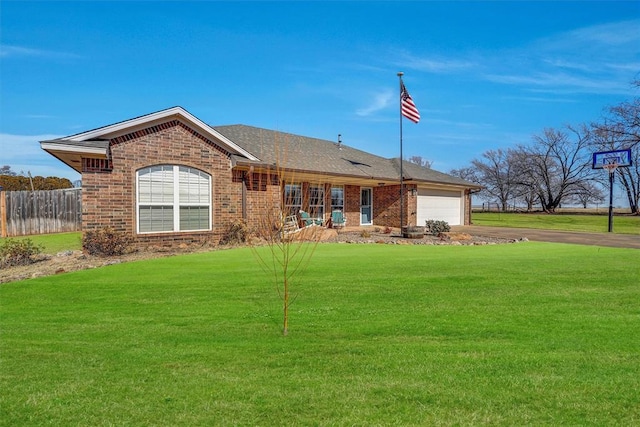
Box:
[400,82,420,123]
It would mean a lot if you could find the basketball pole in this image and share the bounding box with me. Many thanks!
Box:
[607,169,614,233]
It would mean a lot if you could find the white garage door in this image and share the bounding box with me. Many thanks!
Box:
[417,189,463,226]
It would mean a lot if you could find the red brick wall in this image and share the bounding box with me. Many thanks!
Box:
[82,120,243,249]
[370,184,415,228]
[243,172,281,230]
[80,118,468,248]
[344,185,360,226]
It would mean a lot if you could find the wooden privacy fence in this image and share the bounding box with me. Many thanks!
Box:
[0,188,82,237]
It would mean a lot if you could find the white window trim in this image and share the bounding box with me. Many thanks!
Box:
[360,187,373,225]
[309,184,325,219]
[331,185,344,212]
[136,165,212,234]
[284,183,302,216]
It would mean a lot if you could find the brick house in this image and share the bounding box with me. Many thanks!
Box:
[41,107,480,248]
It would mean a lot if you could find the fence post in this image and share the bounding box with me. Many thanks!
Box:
[0,190,6,238]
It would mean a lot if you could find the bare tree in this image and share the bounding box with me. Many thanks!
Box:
[592,96,640,214]
[0,165,16,176]
[570,181,606,208]
[449,166,480,183]
[514,126,594,212]
[408,155,432,168]
[249,135,322,336]
[593,97,640,150]
[468,149,518,211]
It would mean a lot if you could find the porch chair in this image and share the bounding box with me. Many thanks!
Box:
[283,215,300,234]
[331,209,346,228]
[299,210,323,227]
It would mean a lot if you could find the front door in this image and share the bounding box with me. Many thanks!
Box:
[360,188,372,225]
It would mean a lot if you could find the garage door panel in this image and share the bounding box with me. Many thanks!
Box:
[416,189,462,226]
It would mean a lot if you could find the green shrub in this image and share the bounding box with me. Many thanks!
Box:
[83,228,134,256]
[425,220,450,235]
[219,219,249,245]
[0,238,43,268]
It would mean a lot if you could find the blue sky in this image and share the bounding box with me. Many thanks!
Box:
[1,1,639,184]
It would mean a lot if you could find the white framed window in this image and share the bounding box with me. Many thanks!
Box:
[283,183,302,216]
[137,165,211,233]
[309,184,325,219]
[331,186,344,212]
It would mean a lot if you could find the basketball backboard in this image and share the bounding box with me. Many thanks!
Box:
[592,149,632,169]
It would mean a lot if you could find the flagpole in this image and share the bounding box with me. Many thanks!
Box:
[397,72,404,233]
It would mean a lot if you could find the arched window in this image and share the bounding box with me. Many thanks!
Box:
[137,165,211,233]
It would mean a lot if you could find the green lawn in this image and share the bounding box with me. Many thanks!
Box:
[472,212,640,234]
[1,243,639,426]
[1,232,82,253]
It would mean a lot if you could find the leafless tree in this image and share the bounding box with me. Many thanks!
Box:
[593,89,639,150]
[408,155,432,168]
[591,94,640,214]
[513,125,594,212]
[0,166,16,176]
[570,181,606,208]
[249,135,322,336]
[467,149,518,211]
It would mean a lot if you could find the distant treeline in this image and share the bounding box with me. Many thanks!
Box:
[0,175,74,191]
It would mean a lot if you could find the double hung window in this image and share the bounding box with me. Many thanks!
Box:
[283,183,302,216]
[309,185,324,219]
[137,165,211,233]
[331,186,344,212]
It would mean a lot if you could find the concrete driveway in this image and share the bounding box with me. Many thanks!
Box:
[452,225,640,249]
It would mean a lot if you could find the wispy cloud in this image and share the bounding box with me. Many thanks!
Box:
[0,133,79,179]
[485,19,640,95]
[400,53,476,74]
[0,134,61,160]
[0,44,80,60]
[356,89,394,116]
[539,19,640,51]
[398,19,639,97]
[21,114,58,120]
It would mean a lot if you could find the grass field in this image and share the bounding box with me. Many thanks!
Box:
[472,212,640,234]
[5,231,83,253]
[1,242,639,426]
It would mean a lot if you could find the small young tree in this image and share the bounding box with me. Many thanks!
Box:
[249,134,323,336]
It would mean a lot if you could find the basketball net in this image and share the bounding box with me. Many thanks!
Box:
[603,162,618,174]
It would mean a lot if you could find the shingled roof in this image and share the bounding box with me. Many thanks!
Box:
[39,106,478,189]
[214,124,477,188]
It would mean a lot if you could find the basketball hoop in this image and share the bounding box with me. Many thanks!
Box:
[592,148,632,233]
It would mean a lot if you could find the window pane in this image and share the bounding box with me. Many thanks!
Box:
[309,185,324,219]
[139,206,174,232]
[331,186,344,210]
[180,206,210,231]
[179,167,210,203]
[139,165,173,203]
[284,184,302,215]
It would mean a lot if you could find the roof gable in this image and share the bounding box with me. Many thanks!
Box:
[63,106,258,160]
[40,107,259,172]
